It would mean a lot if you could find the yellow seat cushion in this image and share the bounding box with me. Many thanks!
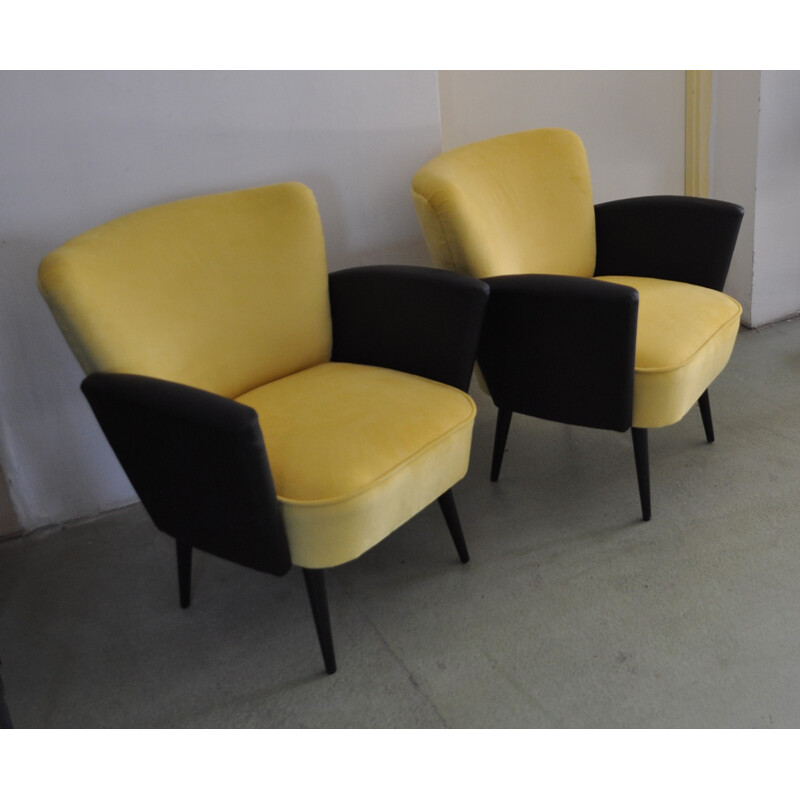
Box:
[596,276,742,428]
[236,362,477,569]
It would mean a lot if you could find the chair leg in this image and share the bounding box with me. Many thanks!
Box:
[0,668,12,729]
[437,490,470,564]
[698,389,715,443]
[631,427,651,522]
[302,569,337,675]
[176,539,192,609]
[491,407,513,482]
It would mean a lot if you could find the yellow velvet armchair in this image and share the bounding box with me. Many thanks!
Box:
[38,182,488,674]
[413,128,744,520]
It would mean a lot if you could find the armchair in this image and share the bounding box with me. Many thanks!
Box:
[38,182,488,674]
[412,128,743,520]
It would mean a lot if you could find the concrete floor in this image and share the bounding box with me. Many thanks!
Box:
[1,317,799,728]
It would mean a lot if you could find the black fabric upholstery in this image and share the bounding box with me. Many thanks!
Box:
[329,265,489,393]
[478,275,638,432]
[594,195,744,291]
[81,373,291,576]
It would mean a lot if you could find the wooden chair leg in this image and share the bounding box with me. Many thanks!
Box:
[0,667,12,729]
[631,427,651,521]
[176,539,192,609]
[438,490,470,564]
[698,389,715,443]
[491,407,513,482]
[302,568,337,675]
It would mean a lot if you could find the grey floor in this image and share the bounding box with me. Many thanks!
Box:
[1,317,799,729]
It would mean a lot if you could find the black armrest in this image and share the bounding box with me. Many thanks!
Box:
[81,373,290,576]
[594,195,744,291]
[329,265,489,392]
[479,275,638,432]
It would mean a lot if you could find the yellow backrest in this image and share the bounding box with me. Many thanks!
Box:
[412,128,596,279]
[38,182,332,398]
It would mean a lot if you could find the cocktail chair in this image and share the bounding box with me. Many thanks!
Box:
[412,128,744,520]
[38,182,489,674]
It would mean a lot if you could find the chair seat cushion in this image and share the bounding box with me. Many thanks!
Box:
[236,361,476,569]
[596,276,742,428]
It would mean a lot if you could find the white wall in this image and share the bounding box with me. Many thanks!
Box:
[711,70,800,329]
[711,71,761,327]
[0,71,442,530]
[438,71,686,202]
[752,71,800,327]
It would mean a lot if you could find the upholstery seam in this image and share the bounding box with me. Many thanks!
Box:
[633,312,742,374]
[411,188,462,275]
[275,410,475,508]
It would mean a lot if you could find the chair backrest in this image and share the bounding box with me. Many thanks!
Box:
[38,182,332,399]
[412,128,596,280]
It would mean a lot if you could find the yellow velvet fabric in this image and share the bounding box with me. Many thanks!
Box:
[237,362,476,568]
[38,183,332,399]
[596,276,742,428]
[412,128,596,279]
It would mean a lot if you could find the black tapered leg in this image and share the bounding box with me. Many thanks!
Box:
[631,427,651,522]
[303,569,337,675]
[176,539,192,609]
[491,407,513,482]
[0,666,12,729]
[698,389,715,443]
[437,489,470,564]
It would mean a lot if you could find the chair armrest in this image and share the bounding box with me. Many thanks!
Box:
[329,265,489,392]
[479,275,638,432]
[81,373,290,576]
[594,195,744,291]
